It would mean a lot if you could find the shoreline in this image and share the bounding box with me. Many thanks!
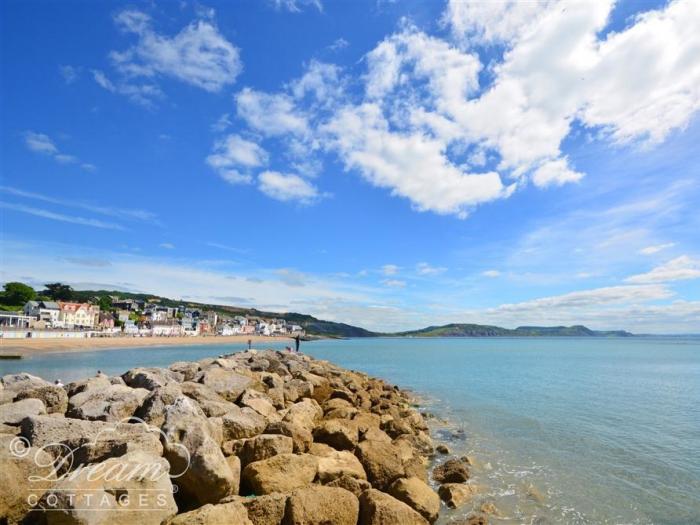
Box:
[0,335,293,356]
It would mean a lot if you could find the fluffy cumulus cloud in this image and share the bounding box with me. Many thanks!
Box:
[625,256,700,284]
[206,134,268,185]
[208,0,700,216]
[97,9,240,105]
[257,171,321,204]
[236,88,309,137]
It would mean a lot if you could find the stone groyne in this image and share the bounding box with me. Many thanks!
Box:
[0,349,487,524]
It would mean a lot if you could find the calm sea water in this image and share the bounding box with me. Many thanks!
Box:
[2,336,699,524]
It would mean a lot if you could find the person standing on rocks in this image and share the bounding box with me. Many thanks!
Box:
[294,334,301,353]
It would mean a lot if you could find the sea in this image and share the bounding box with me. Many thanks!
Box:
[2,336,699,524]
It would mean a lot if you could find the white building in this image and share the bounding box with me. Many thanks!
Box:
[23,301,61,327]
[152,322,183,337]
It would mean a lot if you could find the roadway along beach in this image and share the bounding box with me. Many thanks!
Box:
[0,335,292,356]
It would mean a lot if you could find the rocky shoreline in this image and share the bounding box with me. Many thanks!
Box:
[1,349,490,524]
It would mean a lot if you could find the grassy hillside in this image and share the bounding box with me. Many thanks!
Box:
[71,289,378,338]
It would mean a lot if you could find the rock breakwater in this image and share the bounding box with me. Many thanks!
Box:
[1,349,488,524]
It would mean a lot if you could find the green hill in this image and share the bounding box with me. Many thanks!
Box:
[396,323,633,337]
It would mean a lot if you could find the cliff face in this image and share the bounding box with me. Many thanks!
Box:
[1,350,485,524]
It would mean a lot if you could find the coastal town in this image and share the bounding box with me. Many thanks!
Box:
[0,282,304,340]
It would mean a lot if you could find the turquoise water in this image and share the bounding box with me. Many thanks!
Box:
[2,337,699,524]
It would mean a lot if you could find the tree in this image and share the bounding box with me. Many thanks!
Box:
[1,282,36,305]
[97,295,113,311]
[43,283,74,301]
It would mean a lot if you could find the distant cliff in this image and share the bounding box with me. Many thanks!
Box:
[395,323,633,337]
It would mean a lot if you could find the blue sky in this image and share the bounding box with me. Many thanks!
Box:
[1,0,699,333]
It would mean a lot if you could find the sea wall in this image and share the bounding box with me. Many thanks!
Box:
[0,349,486,524]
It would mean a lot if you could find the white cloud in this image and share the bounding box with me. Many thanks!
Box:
[322,103,510,218]
[211,113,232,133]
[625,256,700,284]
[59,65,79,84]
[212,0,700,220]
[444,0,558,46]
[290,60,344,106]
[329,38,349,51]
[532,158,584,188]
[219,170,253,185]
[24,132,58,155]
[159,243,175,249]
[482,270,501,278]
[494,284,673,313]
[382,279,406,288]
[0,186,157,224]
[257,171,321,204]
[110,10,241,93]
[23,131,95,171]
[416,262,446,275]
[236,88,309,137]
[206,134,269,186]
[272,0,322,13]
[639,243,675,255]
[92,69,162,107]
[382,264,400,276]
[0,201,125,230]
[207,134,268,171]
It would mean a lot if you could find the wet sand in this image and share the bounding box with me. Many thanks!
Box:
[0,335,291,356]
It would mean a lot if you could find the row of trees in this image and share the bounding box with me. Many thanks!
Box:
[0,282,76,307]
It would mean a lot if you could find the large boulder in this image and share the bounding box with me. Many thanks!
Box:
[239,390,278,420]
[355,440,405,490]
[222,406,267,440]
[134,383,184,427]
[358,488,429,525]
[67,384,149,422]
[240,434,294,466]
[283,486,359,525]
[20,415,163,468]
[0,434,57,524]
[1,372,51,391]
[242,453,318,495]
[437,483,481,509]
[325,475,372,497]
[169,361,200,382]
[37,450,178,525]
[169,501,253,525]
[65,376,112,397]
[180,381,236,417]
[432,458,470,483]
[0,398,46,425]
[122,367,183,390]
[198,368,253,402]
[388,477,440,523]
[282,398,322,432]
[225,493,288,525]
[15,384,68,414]
[265,421,312,453]
[313,419,358,451]
[312,446,367,483]
[161,398,237,506]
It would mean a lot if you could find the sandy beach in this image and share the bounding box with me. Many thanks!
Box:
[0,335,292,356]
